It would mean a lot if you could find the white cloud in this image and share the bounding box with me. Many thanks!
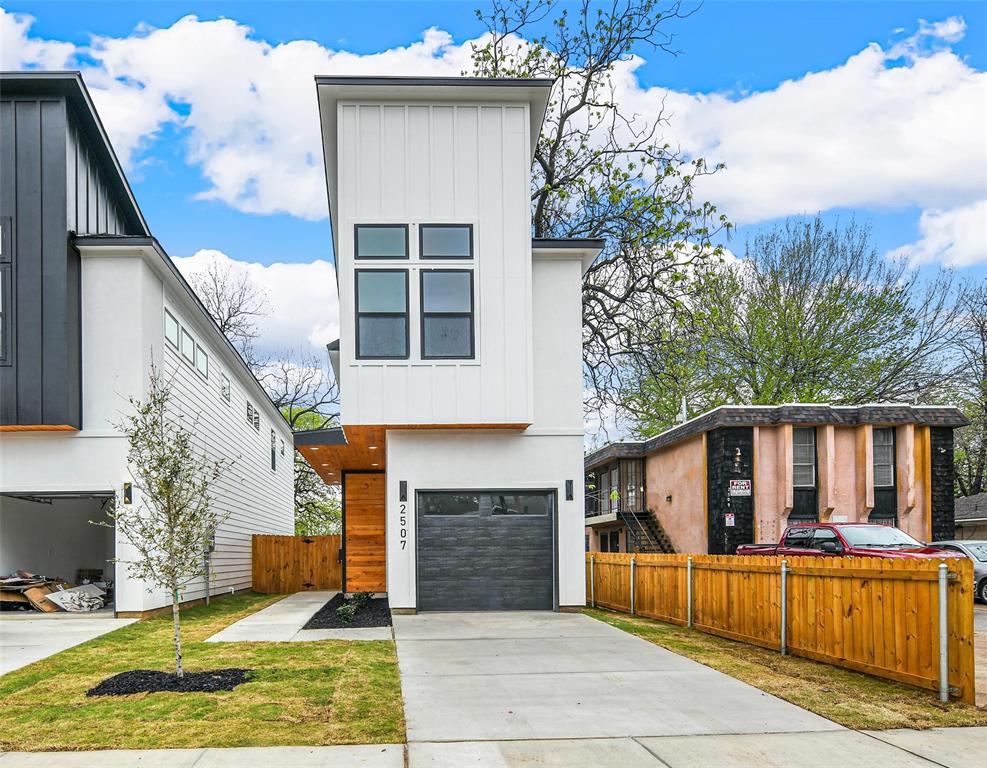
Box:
[0,7,75,70]
[887,199,987,268]
[610,17,986,226]
[171,249,339,354]
[3,8,985,268]
[85,16,472,219]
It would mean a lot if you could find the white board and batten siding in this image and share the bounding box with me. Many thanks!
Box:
[337,102,533,426]
[160,297,294,607]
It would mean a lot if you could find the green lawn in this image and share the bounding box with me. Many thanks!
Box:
[0,593,405,751]
[587,608,987,730]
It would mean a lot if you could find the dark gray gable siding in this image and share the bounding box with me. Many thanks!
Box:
[0,94,80,427]
[66,117,125,236]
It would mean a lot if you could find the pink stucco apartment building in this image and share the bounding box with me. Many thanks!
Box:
[584,404,968,556]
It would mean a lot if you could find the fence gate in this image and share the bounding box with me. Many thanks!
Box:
[252,534,341,593]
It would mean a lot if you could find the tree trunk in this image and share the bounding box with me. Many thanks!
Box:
[172,589,184,678]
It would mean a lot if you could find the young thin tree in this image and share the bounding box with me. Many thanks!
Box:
[111,364,228,677]
[471,0,729,422]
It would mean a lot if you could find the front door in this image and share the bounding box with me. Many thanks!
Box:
[343,472,386,592]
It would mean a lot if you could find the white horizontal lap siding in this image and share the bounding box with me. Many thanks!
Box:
[338,102,532,426]
[159,301,293,607]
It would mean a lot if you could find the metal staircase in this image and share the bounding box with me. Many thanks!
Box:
[618,509,675,554]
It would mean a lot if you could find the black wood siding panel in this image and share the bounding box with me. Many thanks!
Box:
[0,95,80,428]
[67,119,125,236]
[417,494,555,611]
[0,102,16,423]
[706,427,755,554]
[930,427,955,540]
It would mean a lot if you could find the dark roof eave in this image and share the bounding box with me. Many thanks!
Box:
[531,238,606,250]
[315,76,555,88]
[1,71,150,237]
[294,427,347,447]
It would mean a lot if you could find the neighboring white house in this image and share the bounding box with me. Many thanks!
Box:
[295,77,599,611]
[0,72,294,616]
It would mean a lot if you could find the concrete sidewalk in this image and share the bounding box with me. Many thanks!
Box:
[4,729,983,767]
[204,592,391,642]
[0,745,404,767]
[0,614,136,676]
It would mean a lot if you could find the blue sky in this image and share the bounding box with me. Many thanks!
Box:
[1,1,985,353]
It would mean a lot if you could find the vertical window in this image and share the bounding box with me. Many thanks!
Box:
[246,402,253,427]
[355,224,408,259]
[873,428,895,487]
[180,328,195,365]
[271,429,277,471]
[253,409,260,431]
[609,466,619,513]
[420,224,473,259]
[164,310,179,348]
[221,373,231,403]
[624,460,641,510]
[195,344,209,378]
[421,270,474,359]
[280,439,285,456]
[355,270,408,359]
[792,427,816,488]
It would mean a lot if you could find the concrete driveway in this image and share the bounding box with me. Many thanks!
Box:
[393,612,986,766]
[0,613,136,676]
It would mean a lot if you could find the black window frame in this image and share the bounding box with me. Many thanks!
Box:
[354,223,409,260]
[164,309,180,349]
[220,372,231,404]
[873,427,896,489]
[270,429,277,472]
[792,427,817,489]
[355,269,410,360]
[419,223,474,260]
[420,268,475,360]
[195,342,209,379]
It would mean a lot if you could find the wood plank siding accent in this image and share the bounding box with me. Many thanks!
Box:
[588,552,976,704]
[252,535,341,593]
[343,471,386,592]
[298,423,529,484]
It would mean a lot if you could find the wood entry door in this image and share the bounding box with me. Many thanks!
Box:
[343,472,386,593]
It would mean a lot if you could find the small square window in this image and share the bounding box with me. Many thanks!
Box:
[195,344,209,378]
[355,225,408,259]
[420,224,472,259]
[164,310,179,347]
[180,328,195,365]
[221,373,231,403]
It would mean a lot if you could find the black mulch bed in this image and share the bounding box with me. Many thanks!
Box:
[301,593,392,630]
[86,668,252,697]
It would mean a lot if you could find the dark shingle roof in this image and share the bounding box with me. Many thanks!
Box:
[585,403,970,470]
[955,493,987,523]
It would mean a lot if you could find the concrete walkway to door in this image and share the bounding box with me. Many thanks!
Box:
[392,611,968,767]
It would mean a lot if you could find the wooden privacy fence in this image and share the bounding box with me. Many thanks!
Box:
[587,552,976,704]
[253,535,341,593]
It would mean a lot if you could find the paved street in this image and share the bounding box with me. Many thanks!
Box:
[975,604,986,708]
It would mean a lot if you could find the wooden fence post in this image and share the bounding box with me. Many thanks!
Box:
[780,559,789,656]
[630,557,636,616]
[590,555,596,608]
[686,556,693,628]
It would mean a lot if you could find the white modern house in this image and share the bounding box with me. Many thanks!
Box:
[0,72,294,616]
[295,76,598,611]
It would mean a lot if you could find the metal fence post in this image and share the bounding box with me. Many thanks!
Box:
[687,556,694,628]
[780,560,788,656]
[590,555,596,608]
[938,562,949,703]
[630,557,636,616]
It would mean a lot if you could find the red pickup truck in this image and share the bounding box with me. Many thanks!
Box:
[736,523,966,560]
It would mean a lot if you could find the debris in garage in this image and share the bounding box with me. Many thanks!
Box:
[0,570,110,612]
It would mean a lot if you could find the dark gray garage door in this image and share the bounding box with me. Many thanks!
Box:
[417,491,555,611]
